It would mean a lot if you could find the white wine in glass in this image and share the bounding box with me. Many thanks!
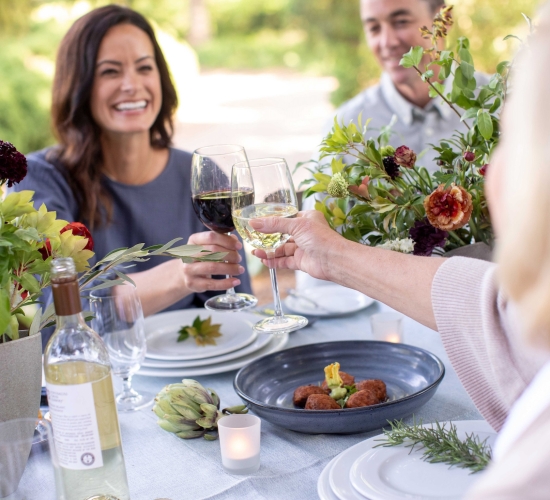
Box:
[232,158,307,334]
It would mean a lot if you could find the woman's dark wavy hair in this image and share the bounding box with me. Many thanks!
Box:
[48,5,178,229]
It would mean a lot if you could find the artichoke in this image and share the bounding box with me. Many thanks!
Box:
[153,379,247,441]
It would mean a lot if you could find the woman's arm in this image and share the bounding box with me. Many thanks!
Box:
[250,211,444,329]
[128,231,245,317]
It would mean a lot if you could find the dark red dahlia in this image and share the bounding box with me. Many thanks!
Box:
[38,239,52,260]
[463,151,475,162]
[409,218,448,256]
[0,140,27,187]
[394,146,416,169]
[479,164,488,176]
[60,222,94,251]
[383,156,400,180]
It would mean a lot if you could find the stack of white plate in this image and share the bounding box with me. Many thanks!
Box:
[138,309,288,377]
[318,420,496,500]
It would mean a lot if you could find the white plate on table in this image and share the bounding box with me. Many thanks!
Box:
[318,455,340,500]
[142,332,272,368]
[284,285,374,317]
[145,309,257,361]
[138,332,288,377]
[324,420,495,500]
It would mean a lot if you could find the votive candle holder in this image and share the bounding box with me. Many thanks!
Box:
[218,414,261,475]
[370,312,403,343]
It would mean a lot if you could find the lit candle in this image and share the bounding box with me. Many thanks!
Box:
[219,414,261,474]
[370,312,403,343]
[385,333,401,343]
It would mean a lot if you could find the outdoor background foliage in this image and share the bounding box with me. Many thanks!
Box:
[0,0,541,154]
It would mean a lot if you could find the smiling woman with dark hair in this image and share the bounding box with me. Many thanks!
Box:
[14,5,251,345]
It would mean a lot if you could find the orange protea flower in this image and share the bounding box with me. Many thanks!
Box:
[424,183,473,231]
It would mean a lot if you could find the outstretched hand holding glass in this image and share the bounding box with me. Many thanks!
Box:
[232,158,307,334]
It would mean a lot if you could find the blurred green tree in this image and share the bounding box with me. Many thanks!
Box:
[0,0,541,154]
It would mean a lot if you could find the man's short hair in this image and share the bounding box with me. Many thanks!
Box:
[424,0,445,12]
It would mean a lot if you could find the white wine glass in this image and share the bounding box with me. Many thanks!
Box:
[232,158,308,334]
[191,144,258,312]
[89,284,153,411]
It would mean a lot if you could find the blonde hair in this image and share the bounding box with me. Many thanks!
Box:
[497,7,550,349]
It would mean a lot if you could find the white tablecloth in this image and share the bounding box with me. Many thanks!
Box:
[18,302,482,499]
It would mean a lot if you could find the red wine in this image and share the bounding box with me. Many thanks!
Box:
[192,190,254,233]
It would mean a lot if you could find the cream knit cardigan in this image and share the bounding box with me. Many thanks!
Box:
[432,257,549,499]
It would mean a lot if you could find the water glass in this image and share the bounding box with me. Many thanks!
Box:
[0,418,60,499]
[89,284,152,411]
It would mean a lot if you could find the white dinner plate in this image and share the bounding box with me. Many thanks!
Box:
[138,332,288,377]
[317,455,340,500]
[142,332,272,368]
[345,421,496,500]
[145,309,257,361]
[284,285,374,317]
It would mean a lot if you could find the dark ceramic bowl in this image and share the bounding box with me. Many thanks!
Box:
[234,340,445,434]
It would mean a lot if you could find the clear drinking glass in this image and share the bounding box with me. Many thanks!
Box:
[232,158,308,334]
[191,144,258,312]
[0,418,60,499]
[89,284,153,411]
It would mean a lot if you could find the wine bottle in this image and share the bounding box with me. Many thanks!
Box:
[44,257,130,500]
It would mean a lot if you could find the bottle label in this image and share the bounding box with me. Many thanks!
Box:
[46,382,104,470]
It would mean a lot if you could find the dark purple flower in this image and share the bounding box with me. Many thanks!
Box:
[383,156,400,180]
[409,218,448,256]
[0,141,27,187]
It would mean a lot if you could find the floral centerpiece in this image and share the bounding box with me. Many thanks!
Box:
[0,140,225,341]
[302,7,510,256]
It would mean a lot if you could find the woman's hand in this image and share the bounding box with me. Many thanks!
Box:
[249,209,443,330]
[249,210,346,282]
[182,231,245,293]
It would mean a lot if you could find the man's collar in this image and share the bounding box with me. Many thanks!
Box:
[380,72,453,125]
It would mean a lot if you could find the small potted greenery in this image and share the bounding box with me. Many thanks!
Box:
[0,140,225,423]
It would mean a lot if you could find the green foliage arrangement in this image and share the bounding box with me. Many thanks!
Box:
[0,141,225,342]
[302,7,511,256]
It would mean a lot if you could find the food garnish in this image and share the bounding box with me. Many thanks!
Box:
[376,419,492,473]
[177,315,222,346]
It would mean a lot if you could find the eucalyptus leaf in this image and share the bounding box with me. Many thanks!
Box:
[29,307,42,337]
[477,110,494,140]
[86,279,126,292]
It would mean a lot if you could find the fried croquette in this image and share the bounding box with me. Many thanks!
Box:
[293,385,329,407]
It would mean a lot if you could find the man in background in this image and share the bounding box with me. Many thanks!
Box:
[315,0,459,173]
[297,0,461,288]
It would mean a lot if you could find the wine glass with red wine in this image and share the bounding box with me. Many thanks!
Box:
[191,144,258,311]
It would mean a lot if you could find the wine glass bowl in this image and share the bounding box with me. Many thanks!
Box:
[232,158,307,335]
[191,144,258,312]
[89,284,153,412]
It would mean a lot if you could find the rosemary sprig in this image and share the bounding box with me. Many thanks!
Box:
[375,419,492,473]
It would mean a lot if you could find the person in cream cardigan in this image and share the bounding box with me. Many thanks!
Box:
[249,5,550,498]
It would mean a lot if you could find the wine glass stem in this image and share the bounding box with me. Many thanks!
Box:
[120,375,136,400]
[267,252,284,323]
